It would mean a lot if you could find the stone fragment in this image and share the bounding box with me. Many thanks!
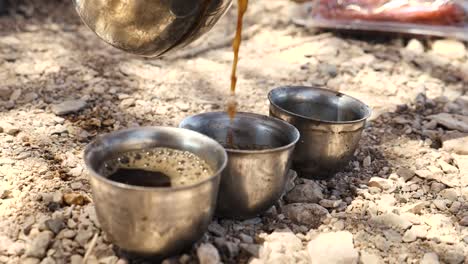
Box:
[397,167,415,181]
[23,258,41,264]
[438,160,458,174]
[283,203,329,227]
[319,199,342,209]
[433,200,447,211]
[25,231,53,258]
[208,222,226,237]
[63,192,89,206]
[45,219,65,235]
[432,39,466,60]
[75,229,93,247]
[460,216,468,226]
[257,230,303,263]
[421,253,440,264]
[239,233,253,244]
[402,225,428,242]
[401,202,426,214]
[441,132,468,155]
[359,251,383,264]
[368,177,393,190]
[307,231,358,264]
[363,156,371,168]
[370,213,412,230]
[70,255,83,264]
[0,121,20,135]
[383,229,402,243]
[406,39,424,54]
[286,182,323,203]
[431,182,446,193]
[0,186,11,199]
[51,99,87,115]
[40,257,56,264]
[427,113,468,132]
[213,238,239,258]
[197,243,220,264]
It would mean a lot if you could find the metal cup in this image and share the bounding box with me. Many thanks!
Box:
[180,112,300,219]
[269,86,371,179]
[84,127,227,258]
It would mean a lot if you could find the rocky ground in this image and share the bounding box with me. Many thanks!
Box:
[0,1,467,264]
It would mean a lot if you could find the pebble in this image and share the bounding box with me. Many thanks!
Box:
[0,121,20,135]
[45,219,66,235]
[307,231,358,264]
[406,39,425,54]
[402,225,428,242]
[363,156,372,168]
[430,182,446,193]
[370,213,412,230]
[397,167,415,182]
[442,132,468,155]
[258,230,303,263]
[75,229,93,247]
[427,113,468,133]
[70,255,83,264]
[421,252,440,264]
[239,233,253,244]
[383,229,402,243]
[459,216,468,226]
[319,199,342,209]
[196,243,220,264]
[437,160,458,174]
[175,102,190,112]
[23,258,41,264]
[286,182,323,203]
[63,192,88,206]
[431,39,466,60]
[240,243,260,257]
[439,188,458,202]
[0,186,11,199]
[368,177,393,190]
[208,222,226,237]
[402,202,426,215]
[360,251,383,264]
[213,238,239,258]
[25,231,53,258]
[51,99,87,115]
[40,257,56,264]
[283,203,329,227]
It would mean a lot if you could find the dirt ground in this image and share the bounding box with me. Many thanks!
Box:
[0,1,467,264]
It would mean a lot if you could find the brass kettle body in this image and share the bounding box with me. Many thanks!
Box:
[74,0,232,57]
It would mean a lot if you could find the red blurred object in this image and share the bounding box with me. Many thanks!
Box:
[317,0,466,25]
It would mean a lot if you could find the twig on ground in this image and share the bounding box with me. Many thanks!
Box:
[82,233,99,264]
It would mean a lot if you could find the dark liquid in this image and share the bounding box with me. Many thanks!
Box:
[222,143,271,150]
[107,168,172,187]
[227,0,249,145]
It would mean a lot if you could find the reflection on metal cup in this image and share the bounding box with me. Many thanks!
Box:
[269,86,371,179]
[180,112,300,219]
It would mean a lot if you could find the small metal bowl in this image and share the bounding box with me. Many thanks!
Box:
[269,86,371,179]
[180,112,300,219]
[84,127,227,258]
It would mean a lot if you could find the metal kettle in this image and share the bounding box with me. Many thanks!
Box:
[74,0,232,57]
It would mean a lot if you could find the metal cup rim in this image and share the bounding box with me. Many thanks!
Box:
[268,86,372,124]
[83,126,228,192]
[179,111,301,154]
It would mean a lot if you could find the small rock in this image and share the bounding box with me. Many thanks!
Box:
[0,87,12,100]
[63,192,89,206]
[370,213,412,230]
[70,182,83,190]
[442,132,468,155]
[449,201,461,213]
[175,102,190,112]
[23,258,41,264]
[51,99,87,115]
[239,233,253,244]
[368,177,393,190]
[286,182,323,203]
[397,167,415,181]
[440,188,458,201]
[438,160,458,174]
[0,121,20,135]
[421,252,440,264]
[433,200,447,211]
[213,238,239,258]
[307,231,358,264]
[415,169,434,180]
[52,192,63,204]
[283,203,329,227]
[40,257,56,264]
[319,199,342,209]
[427,113,468,132]
[431,182,446,193]
[460,216,468,226]
[197,243,220,264]
[432,39,466,60]
[99,256,119,264]
[45,219,65,235]
[402,225,428,242]
[61,229,76,239]
[23,92,38,103]
[25,231,53,258]
[70,255,83,264]
[75,229,93,247]
[363,156,372,168]
[383,229,402,243]
[0,186,11,199]
[207,222,226,237]
[119,98,135,108]
[240,243,260,257]
[406,39,425,54]
[360,251,383,264]
[401,202,426,214]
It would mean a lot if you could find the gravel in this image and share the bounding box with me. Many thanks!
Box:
[0,1,467,263]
